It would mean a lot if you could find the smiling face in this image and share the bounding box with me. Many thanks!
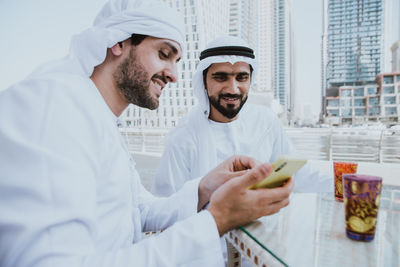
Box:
[205,62,251,122]
[114,36,181,110]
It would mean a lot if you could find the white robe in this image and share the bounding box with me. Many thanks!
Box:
[152,104,333,197]
[0,73,224,267]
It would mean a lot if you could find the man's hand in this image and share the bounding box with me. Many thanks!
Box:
[207,162,294,236]
[197,156,258,211]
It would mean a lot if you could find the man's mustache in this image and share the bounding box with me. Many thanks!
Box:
[219,93,242,99]
[152,74,168,84]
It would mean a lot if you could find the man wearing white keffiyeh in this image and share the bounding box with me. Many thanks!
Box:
[152,35,333,266]
[0,1,294,266]
[152,36,333,198]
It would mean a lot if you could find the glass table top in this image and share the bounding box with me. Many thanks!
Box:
[240,185,400,267]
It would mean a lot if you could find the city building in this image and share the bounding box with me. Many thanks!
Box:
[322,0,393,124]
[256,0,274,95]
[320,0,329,122]
[228,0,257,50]
[392,41,400,72]
[376,72,400,123]
[274,0,296,121]
[325,72,400,125]
[248,0,296,123]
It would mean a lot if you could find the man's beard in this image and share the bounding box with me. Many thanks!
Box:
[208,93,248,119]
[114,48,160,110]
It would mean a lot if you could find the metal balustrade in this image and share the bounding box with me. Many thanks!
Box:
[120,128,400,164]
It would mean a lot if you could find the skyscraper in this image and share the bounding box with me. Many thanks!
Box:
[321,0,329,121]
[323,0,392,90]
[252,0,295,123]
[323,0,395,125]
[256,0,274,95]
[228,0,257,51]
[392,41,400,72]
[274,0,296,120]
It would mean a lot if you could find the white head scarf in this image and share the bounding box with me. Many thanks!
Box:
[193,36,257,116]
[34,0,184,77]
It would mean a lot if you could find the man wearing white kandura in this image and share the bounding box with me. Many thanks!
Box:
[0,1,294,266]
[152,35,333,197]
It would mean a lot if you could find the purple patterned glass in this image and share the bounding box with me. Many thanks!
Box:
[343,174,382,241]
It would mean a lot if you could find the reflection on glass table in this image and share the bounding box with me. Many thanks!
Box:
[225,185,400,267]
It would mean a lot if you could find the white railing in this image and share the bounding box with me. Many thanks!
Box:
[285,128,400,164]
[120,128,167,155]
[120,128,400,164]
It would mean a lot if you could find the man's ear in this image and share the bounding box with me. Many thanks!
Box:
[110,42,123,56]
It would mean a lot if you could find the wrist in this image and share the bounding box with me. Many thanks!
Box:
[208,205,228,236]
[197,178,211,211]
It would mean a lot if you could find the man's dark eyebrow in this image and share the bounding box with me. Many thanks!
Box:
[237,72,250,75]
[211,71,250,76]
[162,41,181,62]
[211,72,229,76]
[163,42,178,54]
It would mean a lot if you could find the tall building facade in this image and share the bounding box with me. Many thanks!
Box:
[274,0,296,119]
[321,0,329,121]
[325,72,400,125]
[253,0,295,123]
[256,0,274,95]
[228,0,257,51]
[121,0,230,129]
[324,0,392,88]
[392,41,400,72]
[323,0,393,124]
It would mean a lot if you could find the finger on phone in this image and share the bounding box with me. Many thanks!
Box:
[238,163,272,188]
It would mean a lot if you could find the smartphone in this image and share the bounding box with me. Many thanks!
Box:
[250,156,307,189]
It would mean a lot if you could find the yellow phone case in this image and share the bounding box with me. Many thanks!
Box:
[250,156,307,189]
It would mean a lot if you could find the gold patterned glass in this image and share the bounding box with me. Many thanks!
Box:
[343,174,382,241]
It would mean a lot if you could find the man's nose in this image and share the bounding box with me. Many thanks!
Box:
[226,77,240,94]
[164,63,178,83]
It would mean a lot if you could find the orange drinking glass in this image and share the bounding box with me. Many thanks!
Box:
[333,162,358,201]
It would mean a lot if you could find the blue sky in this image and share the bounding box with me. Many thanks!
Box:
[0,0,398,120]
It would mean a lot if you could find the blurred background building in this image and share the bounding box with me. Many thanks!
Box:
[322,0,400,126]
[392,41,400,72]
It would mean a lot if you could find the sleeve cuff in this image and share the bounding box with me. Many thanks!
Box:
[173,177,202,220]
